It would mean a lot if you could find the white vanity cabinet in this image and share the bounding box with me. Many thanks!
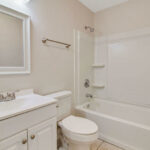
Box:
[0,99,57,150]
[28,118,56,150]
[0,131,27,150]
[0,117,56,150]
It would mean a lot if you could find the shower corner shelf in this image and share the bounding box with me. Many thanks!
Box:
[92,64,105,68]
[92,84,105,88]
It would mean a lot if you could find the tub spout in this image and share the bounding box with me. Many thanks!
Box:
[86,93,93,98]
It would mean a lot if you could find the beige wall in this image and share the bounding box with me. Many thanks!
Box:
[0,0,94,94]
[94,0,150,36]
[2,0,149,97]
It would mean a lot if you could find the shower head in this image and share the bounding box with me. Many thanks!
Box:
[85,26,95,32]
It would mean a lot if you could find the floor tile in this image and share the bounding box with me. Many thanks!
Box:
[98,142,123,150]
[91,139,103,150]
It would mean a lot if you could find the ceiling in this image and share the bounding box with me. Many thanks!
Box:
[79,0,128,13]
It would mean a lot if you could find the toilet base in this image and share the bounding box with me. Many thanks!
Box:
[69,142,91,150]
[59,147,67,150]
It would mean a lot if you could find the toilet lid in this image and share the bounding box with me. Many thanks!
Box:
[61,115,98,135]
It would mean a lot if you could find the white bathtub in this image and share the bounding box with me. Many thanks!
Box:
[76,99,150,150]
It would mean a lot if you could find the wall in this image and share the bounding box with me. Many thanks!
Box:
[94,0,150,36]
[94,29,150,107]
[0,0,94,94]
[94,0,150,107]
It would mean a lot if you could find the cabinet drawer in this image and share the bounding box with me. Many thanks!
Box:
[0,104,56,141]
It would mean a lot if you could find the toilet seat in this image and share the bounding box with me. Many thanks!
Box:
[59,115,98,143]
[61,115,98,135]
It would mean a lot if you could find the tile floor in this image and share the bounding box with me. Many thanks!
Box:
[91,139,124,150]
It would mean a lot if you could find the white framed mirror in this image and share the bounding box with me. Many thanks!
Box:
[0,5,30,75]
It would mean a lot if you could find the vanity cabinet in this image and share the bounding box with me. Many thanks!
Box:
[0,118,56,150]
[0,102,57,150]
[0,131,27,150]
[28,118,56,150]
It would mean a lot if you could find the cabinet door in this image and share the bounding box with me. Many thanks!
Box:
[0,131,27,150]
[28,118,57,150]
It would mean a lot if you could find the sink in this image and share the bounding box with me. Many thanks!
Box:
[0,90,57,121]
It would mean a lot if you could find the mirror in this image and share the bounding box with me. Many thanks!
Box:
[0,12,24,67]
[0,5,30,74]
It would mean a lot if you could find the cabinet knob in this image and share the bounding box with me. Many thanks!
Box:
[31,135,35,140]
[22,139,27,144]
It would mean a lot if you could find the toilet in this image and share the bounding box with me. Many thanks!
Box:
[47,91,98,150]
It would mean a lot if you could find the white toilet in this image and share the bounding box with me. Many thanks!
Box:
[47,91,98,150]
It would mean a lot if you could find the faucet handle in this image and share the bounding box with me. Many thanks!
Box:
[0,92,16,102]
[6,92,16,101]
[7,92,11,97]
[0,94,4,100]
[84,79,90,88]
[12,92,16,99]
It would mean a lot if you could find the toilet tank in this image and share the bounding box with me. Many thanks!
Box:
[46,91,72,121]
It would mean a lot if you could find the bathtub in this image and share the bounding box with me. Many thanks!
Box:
[76,99,150,150]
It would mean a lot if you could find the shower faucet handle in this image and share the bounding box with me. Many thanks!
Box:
[84,79,90,88]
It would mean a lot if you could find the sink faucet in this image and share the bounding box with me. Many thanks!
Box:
[0,92,16,102]
[86,93,93,99]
